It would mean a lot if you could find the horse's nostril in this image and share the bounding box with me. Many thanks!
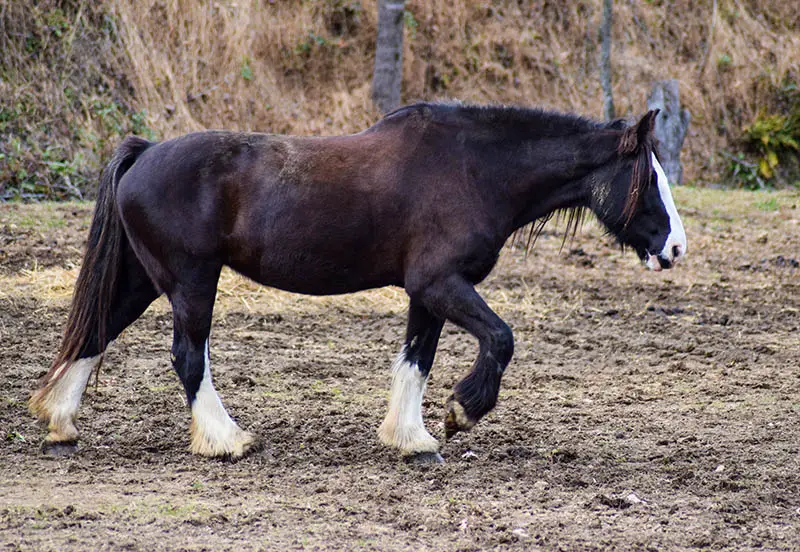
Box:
[672,244,682,259]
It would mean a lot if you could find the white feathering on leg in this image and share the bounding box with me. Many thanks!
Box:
[189,341,254,457]
[29,356,99,443]
[378,347,439,454]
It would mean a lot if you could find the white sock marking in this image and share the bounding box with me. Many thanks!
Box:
[36,356,99,442]
[378,347,439,454]
[189,341,253,457]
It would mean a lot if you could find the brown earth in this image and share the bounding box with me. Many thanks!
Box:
[1,189,799,551]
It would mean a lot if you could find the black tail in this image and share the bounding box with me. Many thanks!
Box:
[40,136,153,386]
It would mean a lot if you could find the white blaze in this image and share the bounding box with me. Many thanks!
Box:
[378,347,439,455]
[648,153,687,270]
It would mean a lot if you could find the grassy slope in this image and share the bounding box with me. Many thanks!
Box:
[1,0,799,200]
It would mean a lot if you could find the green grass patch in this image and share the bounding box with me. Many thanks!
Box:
[673,186,799,219]
[0,201,92,228]
[753,196,780,211]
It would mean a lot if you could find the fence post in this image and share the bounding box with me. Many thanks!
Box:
[371,1,405,114]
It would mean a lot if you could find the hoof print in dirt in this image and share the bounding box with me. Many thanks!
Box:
[404,451,445,465]
[41,440,79,457]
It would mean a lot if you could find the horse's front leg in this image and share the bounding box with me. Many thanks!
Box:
[378,301,444,463]
[410,274,514,439]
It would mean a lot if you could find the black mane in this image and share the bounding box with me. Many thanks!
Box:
[383,101,607,139]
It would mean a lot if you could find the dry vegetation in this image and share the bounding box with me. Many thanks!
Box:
[1,0,799,198]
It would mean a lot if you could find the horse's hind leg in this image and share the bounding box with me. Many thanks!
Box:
[378,301,444,463]
[33,359,97,456]
[32,245,160,454]
[168,272,254,458]
[407,274,514,439]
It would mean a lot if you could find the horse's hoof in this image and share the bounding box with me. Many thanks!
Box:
[444,414,460,439]
[189,423,258,459]
[404,451,445,465]
[444,396,475,439]
[222,437,263,463]
[42,440,78,457]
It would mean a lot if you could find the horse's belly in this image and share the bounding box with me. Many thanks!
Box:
[228,241,402,296]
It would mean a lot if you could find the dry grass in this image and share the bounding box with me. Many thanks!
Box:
[109,0,383,137]
[1,0,799,198]
[110,0,800,184]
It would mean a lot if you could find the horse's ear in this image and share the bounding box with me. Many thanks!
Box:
[618,110,659,154]
[637,109,659,142]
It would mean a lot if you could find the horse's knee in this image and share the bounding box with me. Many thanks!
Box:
[488,323,514,368]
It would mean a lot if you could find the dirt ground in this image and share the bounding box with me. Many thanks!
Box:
[1,189,799,551]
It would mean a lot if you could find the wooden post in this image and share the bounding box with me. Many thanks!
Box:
[371,0,405,114]
[600,0,615,121]
[647,80,691,185]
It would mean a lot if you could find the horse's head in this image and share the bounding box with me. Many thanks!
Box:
[591,110,687,271]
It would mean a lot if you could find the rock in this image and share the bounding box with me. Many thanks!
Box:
[625,492,644,504]
[512,528,530,539]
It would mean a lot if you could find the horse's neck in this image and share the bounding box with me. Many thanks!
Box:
[492,133,616,231]
[510,175,589,231]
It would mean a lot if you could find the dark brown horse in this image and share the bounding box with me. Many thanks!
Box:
[30,102,686,463]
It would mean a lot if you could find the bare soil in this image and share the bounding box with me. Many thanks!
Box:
[1,190,799,551]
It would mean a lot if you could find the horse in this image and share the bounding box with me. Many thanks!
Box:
[29,102,686,463]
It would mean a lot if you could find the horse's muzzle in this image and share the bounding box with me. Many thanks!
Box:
[645,253,677,271]
[645,241,685,271]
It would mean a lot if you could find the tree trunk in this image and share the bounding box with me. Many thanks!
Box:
[648,79,691,185]
[371,0,405,114]
[600,0,615,121]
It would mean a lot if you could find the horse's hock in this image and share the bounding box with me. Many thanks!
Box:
[647,79,690,186]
